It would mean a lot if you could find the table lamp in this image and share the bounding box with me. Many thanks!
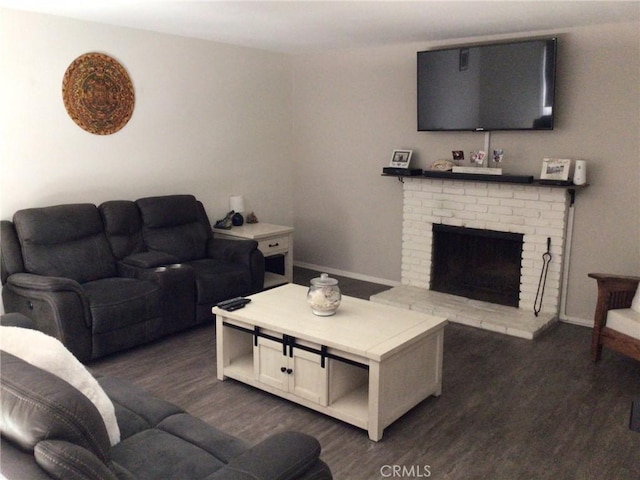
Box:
[229,195,245,226]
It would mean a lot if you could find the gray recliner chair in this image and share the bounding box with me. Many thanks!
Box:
[135,195,264,323]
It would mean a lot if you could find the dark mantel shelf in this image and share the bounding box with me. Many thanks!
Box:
[381,169,588,190]
[422,170,533,184]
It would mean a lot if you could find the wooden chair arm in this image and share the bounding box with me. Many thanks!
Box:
[588,273,639,328]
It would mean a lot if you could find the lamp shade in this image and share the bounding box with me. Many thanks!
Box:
[229,195,245,213]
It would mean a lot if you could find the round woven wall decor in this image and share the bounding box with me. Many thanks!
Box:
[62,52,135,135]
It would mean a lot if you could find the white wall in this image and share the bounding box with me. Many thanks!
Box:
[0,9,293,226]
[291,22,640,323]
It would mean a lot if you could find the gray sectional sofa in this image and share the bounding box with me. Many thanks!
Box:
[1,194,265,361]
[0,313,332,479]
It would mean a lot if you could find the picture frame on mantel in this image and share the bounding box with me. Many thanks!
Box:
[390,149,413,168]
[540,158,571,181]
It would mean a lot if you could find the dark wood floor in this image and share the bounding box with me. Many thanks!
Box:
[90,268,640,479]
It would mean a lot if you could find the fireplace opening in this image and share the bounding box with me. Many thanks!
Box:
[431,225,524,307]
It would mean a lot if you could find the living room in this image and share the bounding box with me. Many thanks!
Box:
[1,1,639,479]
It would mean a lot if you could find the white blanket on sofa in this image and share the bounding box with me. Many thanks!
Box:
[0,326,120,445]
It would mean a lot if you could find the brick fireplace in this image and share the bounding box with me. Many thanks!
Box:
[371,177,573,338]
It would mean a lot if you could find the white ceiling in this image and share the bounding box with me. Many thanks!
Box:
[2,1,639,54]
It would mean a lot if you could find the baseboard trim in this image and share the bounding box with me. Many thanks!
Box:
[559,314,592,328]
[293,261,399,287]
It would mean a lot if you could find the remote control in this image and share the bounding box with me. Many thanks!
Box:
[217,298,251,311]
[225,303,246,311]
[217,296,248,308]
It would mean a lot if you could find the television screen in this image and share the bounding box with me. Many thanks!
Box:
[417,38,557,131]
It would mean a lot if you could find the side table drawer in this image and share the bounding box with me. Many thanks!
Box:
[258,236,289,256]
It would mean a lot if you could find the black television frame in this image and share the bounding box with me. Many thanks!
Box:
[417,37,557,132]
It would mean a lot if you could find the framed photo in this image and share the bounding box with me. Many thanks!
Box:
[390,149,413,168]
[540,158,571,181]
[470,150,486,166]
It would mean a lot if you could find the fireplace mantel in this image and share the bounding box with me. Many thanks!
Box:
[383,170,588,189]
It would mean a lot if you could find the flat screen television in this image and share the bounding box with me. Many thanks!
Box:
[417,38,557,131]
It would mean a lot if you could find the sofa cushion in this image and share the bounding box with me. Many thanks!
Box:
[83,277,162,334]
[111,429,227,480]
[99,200,147,260]
[96,375,185,441]
[607,308,640,340]
[1,327,120,445]
[13,204,117,283]
[137,195,210,262]
[0,351,112,459]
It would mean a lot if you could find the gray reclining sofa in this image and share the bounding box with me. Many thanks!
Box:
[1,194,265,361]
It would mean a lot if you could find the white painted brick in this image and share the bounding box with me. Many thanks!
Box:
[540,210,566,220]
[488,206,513,215]
[433,209,454,217]
[514,191,540,201]
[500,198,526,208]
[419,184,444,194]
[464,187,489,197]
[500,216,525,226]
[465,204,489,213]
[477,197,501,206]
[442,201,466,211]
[441,218,465,227]
[443,186,466,195]
[454,211,478,221]
[525,200,554,211]
[514,208,540,218]
[476,213,502,223]
[491,190,514,199]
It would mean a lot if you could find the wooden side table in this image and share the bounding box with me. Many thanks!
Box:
[214,223,294,289]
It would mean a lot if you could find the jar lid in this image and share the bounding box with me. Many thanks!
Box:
[310,273,338,286]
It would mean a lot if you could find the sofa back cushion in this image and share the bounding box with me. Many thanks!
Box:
[13,204,116,283]
[99,200,146,260]
[0,351,112,461]
[137,195,211,262]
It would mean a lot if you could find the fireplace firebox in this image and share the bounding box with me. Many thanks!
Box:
[431,225,524,307]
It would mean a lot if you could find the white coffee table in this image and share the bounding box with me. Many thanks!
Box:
[213,284,447,441]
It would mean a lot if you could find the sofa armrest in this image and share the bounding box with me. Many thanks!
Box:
[0,312,36,329]
[7,272,84,293]
[212,432,327,480]
[3,273,93,361]
[207,238,258,262]
[207,238,265,293]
